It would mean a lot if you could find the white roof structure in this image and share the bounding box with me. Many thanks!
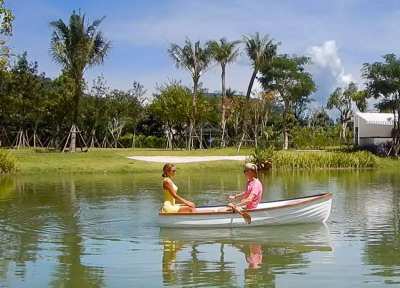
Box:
[355,112,395,126]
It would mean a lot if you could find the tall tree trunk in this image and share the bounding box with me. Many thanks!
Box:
[394,108,400,156]
[189,78,199,150]
[341,122,348,140]
[69,74,83,152]
[220,64,227,148]
[69,125,77,152]
[237,69,257,152]
[283,128,289,150]
[246,69,257,100]
[283,101,289,150]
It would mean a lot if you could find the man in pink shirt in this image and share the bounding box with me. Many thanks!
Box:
[228,163,263,210]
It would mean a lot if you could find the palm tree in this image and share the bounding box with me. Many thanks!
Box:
[50,11,110,151]
[243,33,278,100]
[168,39,211,150]
[237,33,278,151]
[207,38,240,147]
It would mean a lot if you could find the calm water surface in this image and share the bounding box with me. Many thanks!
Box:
[0,169,399,287]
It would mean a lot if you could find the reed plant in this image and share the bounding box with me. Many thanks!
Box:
[272,150,377,169]
[0,150,16,173]
[249,148,377,170]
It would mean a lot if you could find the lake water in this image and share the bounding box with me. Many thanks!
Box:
[0,168,399,287]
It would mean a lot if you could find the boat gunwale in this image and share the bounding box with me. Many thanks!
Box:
[159,192,332,217]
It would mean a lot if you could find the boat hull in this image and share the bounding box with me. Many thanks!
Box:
[158,193,332,228]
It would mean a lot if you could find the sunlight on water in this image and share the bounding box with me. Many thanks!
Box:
[0,169,399,287]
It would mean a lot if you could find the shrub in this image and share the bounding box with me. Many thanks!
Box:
[247,147,274,170]
[292,127,342,149]
[119,134,165,148]
[0,150,16,173]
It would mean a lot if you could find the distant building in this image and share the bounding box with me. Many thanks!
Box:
[353,112,395,146]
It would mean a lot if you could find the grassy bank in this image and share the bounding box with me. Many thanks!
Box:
[3,147,399,175]
[8,148,250,174]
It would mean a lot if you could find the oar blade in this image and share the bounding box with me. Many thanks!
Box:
[242,212,252,224]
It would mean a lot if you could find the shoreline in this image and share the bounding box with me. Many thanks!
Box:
[127,155,247,163]
[2,148,398,175]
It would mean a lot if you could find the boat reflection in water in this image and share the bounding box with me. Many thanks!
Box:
[160,224,333,287]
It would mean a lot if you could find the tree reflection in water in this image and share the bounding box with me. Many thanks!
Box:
[0,177,105,288]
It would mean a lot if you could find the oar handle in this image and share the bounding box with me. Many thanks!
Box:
[229,203,252,224]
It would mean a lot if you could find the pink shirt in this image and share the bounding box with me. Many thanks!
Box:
[243,178,263,209]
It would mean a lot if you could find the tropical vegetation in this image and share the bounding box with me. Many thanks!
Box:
[1,3,399,163]
[249,149,377,170]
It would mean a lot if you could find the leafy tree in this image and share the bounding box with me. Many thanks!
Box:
[150,82,192,149]
[259,55,316,150]
[352,90,368,112]
[8,53,45,142]
[363,54,400,155]
[310,108,333,128]
[327,82,366,140]
[0,0,15,69]
[168,39,211,149]
[207,38,240,147]
[50,10,111,151]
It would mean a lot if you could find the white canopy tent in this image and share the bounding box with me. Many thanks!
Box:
[353,112,395,146]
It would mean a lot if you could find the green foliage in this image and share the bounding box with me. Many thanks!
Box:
[0,0,14,36]
[119,134,165,148]
[168,39,211,79]
[247,147,274,170]
[272,150,377,169]
[149,82,217,148]
[243,33,278,99]
[292,126,341,149]
[151,81,192,128]
[0,150,16,173]
[326,82,367,139]
[259,54,316,149]
[363,54,400,155]
[50,10,111,123]
[248,147,376,170]
[0,0,14,69]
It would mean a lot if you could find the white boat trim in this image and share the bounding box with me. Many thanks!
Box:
[158,193,332,228]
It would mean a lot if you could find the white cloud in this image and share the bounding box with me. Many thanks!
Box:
[308,40,353,87]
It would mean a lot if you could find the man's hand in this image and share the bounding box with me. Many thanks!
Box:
[228,203,242,211]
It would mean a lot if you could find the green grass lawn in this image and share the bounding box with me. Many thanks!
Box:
[9,148,251,174]
[5,147,400,175]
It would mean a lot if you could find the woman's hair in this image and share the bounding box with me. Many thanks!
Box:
[162,163,176,177]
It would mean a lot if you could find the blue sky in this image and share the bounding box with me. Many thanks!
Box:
[7,0,400,106]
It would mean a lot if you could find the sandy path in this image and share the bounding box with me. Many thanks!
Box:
[127,155,247,163]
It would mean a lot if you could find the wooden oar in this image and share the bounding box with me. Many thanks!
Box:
[228,203,251,224]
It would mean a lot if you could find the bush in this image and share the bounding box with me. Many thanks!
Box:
[247,147,274,170]
[119,133,165,148]
[0,150,16,173]
[292,127,342,149]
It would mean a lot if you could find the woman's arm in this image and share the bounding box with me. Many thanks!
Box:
[163,180,195,208]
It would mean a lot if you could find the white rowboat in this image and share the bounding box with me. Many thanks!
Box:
[158,193,332,228]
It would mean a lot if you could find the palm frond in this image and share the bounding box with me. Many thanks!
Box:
[49,11,110,74]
